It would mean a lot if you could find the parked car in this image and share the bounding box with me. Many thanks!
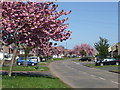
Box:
[0,52,4,60]
[72,55,77,58]
[40,57,46,62]
[4,53,12,60]
[28,56,39,62]
[95,58,120,66]
[79,57,91,61]
[17,57,37,66]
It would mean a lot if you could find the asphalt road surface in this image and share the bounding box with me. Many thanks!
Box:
[49,59,119,88]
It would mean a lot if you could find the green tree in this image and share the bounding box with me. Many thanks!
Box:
[80,50,86,57]
[94,37,109,59]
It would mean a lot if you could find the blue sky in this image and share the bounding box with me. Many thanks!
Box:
[54,2,118,49]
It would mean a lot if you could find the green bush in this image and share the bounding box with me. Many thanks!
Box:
[113,55,120,59]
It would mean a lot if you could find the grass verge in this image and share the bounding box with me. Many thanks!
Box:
[109,69,120,73]
[2,75,70,88]
[1,58,75,88]
[84,64,120,68]
[2,65,49,71]
[46,57,77,63]
[38,57,76,66]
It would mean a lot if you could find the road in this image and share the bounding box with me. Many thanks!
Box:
[49,59,119,88]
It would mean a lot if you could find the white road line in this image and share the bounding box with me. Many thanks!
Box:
[82,72,87,74]
[73,62,77,64]
[76,63,80,65]
[73,61,80,65]
[90,75,96,77]
[63,61,87,74]
[99,77,106,80]
[111,81,119,84]
[63,61,119,85]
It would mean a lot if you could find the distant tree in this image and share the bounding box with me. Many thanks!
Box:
[80,50,86,57]
[59,46,65,49]
[73,44,95,56]
[94,37,109,59]
[51,46,65,57]
[67,50,74,56]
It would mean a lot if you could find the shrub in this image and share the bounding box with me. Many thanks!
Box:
[113,55,120,59]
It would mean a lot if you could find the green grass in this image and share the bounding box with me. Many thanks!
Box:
[38,57,76,66]
[1,57,76,72]
[46,57,75,63]
[2,65,49,71]
[2,75,70,88]
[1,58,75,88]
[38,62,48,65]
[73,59,80,62]
[84,64,120,68]
[110,69,120,72]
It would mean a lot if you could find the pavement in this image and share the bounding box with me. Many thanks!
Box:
[49,59,119,88]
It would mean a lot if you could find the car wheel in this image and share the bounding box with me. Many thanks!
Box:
[18,62,21,65]
[100,63,103,66]
[31,63,34,66]
[116,62,119,65]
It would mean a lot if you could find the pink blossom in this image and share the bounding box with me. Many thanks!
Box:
[1,1,71,56]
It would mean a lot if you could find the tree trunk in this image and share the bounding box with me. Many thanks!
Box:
[1,53,5,66]
[23,60,28,66]
[23,48,29,66]
[8,47,18,76]
[1,60,4,66]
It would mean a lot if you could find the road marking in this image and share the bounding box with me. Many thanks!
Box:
[111,81,119,84]
[76,63,80,65]
[99,77,106,80]
[82,72,87,74]
[63,61,119,86]
[73,61,80,65]
[63,61,87,74]
[90,75,96,77]
[73,62,77,64]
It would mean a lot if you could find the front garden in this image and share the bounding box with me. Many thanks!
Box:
[1,57,73,88]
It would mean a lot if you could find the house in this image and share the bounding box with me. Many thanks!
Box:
[52,46,67,58]
[108,42,120,57]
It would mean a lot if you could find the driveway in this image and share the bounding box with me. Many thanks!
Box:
[49,59,119,88]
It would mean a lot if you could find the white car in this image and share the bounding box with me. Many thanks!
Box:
[0,52,4,60]
[103,58,116,62]
[4,53,13,60]
[28,56,40,62]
